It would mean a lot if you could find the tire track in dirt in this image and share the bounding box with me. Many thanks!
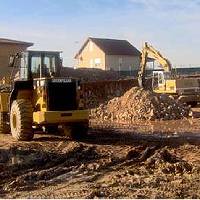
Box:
[0,120,200,198]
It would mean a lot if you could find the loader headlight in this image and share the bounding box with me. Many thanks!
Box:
[40,80,45,87]
[36,80,45,87]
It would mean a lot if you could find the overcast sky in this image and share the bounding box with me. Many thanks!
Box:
[1,0,200,67]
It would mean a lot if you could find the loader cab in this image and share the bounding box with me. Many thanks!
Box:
[19,51,62,80]
[10,50,81,112]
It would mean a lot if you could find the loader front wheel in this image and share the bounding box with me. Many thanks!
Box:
[10,99,34,141]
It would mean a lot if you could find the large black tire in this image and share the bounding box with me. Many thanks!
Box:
[10,99,34,141]
[69,122,89,140]
[0,112,10,134]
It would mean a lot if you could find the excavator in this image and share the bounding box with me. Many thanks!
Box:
[138,42,200,106]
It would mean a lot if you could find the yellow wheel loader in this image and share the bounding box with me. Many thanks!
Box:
[138,42,200,106]
[0,51,89,141]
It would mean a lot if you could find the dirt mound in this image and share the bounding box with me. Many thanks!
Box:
[145,148,193,174]
[1,143,100,193]
[90,87,190,121]
[0,135,200,199]
[82,79,137,109]
[61,67,122,82]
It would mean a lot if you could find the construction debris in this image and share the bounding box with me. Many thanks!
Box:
[90,87,190,121]
[83,79,136,109]
[0,84,11,93]
[61,67,122,82]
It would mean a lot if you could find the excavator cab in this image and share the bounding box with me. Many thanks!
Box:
[5,50,89,141]
[152,71,172,91]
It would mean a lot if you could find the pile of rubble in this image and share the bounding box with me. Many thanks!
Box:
[90,87,190,121]
[61,67,122,82]
[0,84,11,93]
[82,79,138,109]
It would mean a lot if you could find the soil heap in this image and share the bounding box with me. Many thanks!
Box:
[90,87,190,121]
[61,67,122,82]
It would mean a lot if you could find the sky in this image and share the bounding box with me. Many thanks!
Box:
[1,0,200,67]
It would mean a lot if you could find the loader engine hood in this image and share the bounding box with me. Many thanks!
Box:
[34,78,80,111]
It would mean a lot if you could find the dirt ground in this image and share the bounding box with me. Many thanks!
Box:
[1,111,200,198]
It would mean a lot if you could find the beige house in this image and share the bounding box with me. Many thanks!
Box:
[0,38,33,78]
[75,37,141,71]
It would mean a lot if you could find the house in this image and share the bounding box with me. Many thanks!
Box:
[0,38,33,78]
[75,37,141,71]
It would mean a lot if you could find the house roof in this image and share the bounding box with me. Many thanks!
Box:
[0,38,33,47]
[75,37,141,58]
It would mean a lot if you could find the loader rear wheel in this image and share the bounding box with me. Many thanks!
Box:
[0,112,10,134]
[10,99,34,141]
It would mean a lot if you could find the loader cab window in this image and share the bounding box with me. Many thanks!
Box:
[29,52,58,79]
[31,56,41,78]
[19,53,28,80]
[43,55,56,77]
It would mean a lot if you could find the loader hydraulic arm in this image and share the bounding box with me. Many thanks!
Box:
[138,42,172,88]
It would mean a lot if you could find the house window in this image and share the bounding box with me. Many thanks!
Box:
[94,58,101,67]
